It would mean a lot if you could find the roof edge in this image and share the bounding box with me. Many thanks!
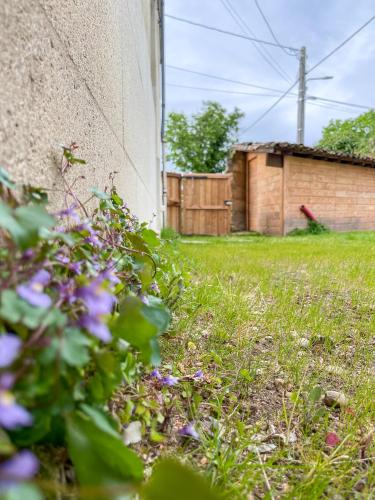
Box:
[232,142,375,167]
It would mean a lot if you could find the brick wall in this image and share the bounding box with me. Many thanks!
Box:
[284,156,375,234]
[248,153,283,235]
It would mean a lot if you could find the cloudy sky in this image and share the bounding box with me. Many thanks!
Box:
[165,0,375,146]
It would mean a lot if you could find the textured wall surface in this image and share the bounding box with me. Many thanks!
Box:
[283,156,375,234]
[227,151,246,231]
[248,153,283,235]
[0,0,161,226]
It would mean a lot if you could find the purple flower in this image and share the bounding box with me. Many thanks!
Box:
[0,334,21,368]
[0,392,33,429]
[57,280,77,305]
[79,315,112,343]
[0,450,39,486]
[69,261,82,274]
[101,268,121,286]
[21,249,34,260]
[17,270,52,308]
[150,283,160,294]
[151,369,162,380]
[0,373,15,390]
[140,295,149,305]
[77,281,116,316]
[194,370,204,379]
[178,423,199,440]
[56,204,80,223]
[77,222,103,247]
[55,253,70,265]
[85,234,103,248]
[162,375,179,386]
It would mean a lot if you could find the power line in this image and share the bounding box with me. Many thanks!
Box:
[307,14,375,74]
[220,0,292,83]
[307,101,361,114]
[241,14,375,133]
[167,82,285,98]
[240,79,299,134]
[165,13,298,52]
[167,83,362,114]
[167,65,374,110]
[166,64,290,93]
[308,95,372,111]
[253,0,297,57]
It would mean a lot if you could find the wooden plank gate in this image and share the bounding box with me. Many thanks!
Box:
[167,172,232,235]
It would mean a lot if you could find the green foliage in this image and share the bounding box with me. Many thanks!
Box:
[66,410,143,486]
[0,166,215,498]
[143,460,222,500]
[160,226,180,241]
[165,101,244,173]
[317,110,375,156]
[288,219,330,236]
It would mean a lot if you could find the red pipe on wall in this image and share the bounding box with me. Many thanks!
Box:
[300,205,317,222]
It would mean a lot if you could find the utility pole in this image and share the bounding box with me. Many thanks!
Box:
[297,46,306,144]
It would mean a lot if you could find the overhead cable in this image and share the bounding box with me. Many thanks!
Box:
[167,65,374,110]
[165,13,298,52]
[253,0,297,57]
[220,0,292,83]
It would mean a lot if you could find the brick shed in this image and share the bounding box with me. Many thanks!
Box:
[227,142,375,235]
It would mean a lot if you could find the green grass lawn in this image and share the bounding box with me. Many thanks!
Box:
[158,232,375,498]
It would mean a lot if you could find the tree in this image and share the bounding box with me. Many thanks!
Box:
[316,110,375,157]
[165,101,244,173]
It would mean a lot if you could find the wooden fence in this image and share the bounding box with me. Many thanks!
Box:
[167,172,232,235]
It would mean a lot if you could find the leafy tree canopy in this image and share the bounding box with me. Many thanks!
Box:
[316,110,375,157]
[165,101,244,173]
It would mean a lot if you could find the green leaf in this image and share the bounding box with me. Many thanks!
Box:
[111,192,123,206]
[91,187,110,200]
[0,167,16,189]
[308,386,323,403]
[143,459,222,500]
[112,296,170,364]
[0,202,25,244]
[11,410,51,446]
[3,484,43,500]
[0,290,47,328]
[0,429,15,455]
[15,204,55,234]
[61,328,91,367]
[141,229,160,248]
[142,296,171,336]
[66,411,143,487]
[39,228,76,246]
[0,202,55,249]
[22,186,48,205]
[80,404,119,438]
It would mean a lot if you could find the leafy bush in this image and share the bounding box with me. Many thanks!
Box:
[0,159,217,498]
[288,219,330,236]
[160,226,180,241]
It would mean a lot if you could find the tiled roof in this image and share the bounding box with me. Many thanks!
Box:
[232,142,375,167]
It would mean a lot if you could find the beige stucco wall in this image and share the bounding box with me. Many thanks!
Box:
[0,0,162,227]
[283,156,375,234]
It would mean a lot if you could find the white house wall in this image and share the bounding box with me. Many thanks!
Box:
[0,0,162,227]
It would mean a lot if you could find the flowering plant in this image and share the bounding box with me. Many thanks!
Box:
[0,163,184,496]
